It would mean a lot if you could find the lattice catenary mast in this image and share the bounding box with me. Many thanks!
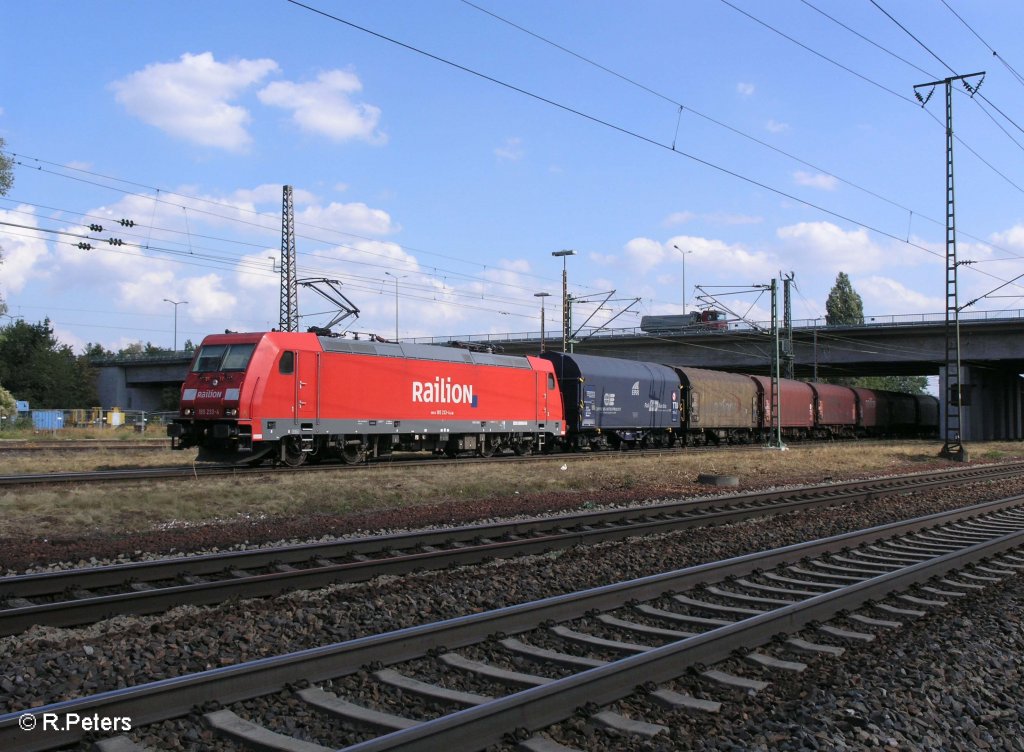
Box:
[279,184,299,332]
[913,72,984,462]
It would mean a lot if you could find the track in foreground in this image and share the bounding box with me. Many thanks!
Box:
[2,462,1021,635]
[2,496,1023,751]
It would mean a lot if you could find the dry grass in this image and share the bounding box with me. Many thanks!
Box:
[0,425,162,441]
[3,441,1023,539]
[0,447,196,475]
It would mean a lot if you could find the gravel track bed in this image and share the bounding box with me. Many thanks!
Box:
[493,575,1024,752]
[2,475,1023,750]
[0,461,973,574]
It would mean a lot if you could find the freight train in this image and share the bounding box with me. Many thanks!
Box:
[168,331,939,465]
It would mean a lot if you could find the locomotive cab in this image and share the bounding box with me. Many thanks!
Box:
[168,335,263,462]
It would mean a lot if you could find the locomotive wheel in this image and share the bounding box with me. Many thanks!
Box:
[478,436,495,458]
[341,442,365,464]
[515,438,536,456]
[281,437,306,467]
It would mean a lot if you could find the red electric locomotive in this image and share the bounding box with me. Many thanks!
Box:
[169,332,564,465]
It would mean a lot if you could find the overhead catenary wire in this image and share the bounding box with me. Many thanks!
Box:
[284,0,1024,300]
[2,152,594,299]
[462,0,1024,285]
[1,213,1001,366]
[718,0,1024,194]
[868,0,1024,149]
[940,0,1024,89]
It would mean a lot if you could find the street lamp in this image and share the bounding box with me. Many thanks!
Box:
[551,250,576,352]
[534,292,552,352]
[672,245,693,311]
[163,299,188,352]
[384,272,407,341]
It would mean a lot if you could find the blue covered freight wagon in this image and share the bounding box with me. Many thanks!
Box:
[540,351,680,450]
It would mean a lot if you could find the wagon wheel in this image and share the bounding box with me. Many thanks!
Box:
[281,436,306,467]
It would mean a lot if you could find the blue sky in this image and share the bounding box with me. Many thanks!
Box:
[1,0,1023,354]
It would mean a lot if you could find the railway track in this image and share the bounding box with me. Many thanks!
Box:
[0,439,923,486]
[0,440,170,452]
[3,495,1022,751]
[2,461,1021,635]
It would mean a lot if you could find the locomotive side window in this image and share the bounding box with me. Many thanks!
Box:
[278,351,295,374]
[191,343,256,372]
[548,374,555,390]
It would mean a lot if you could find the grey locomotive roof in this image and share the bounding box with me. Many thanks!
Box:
[317,337,532,369]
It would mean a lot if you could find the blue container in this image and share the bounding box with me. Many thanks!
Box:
[32,410,64,431]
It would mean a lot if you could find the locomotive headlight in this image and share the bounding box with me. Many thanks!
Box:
[225,408,239,417]
[183,407,194,416]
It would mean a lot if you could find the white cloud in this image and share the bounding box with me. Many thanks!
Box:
[621,235,775,283]
[0,205,50,293]
[664,211,697,226]
[991,224,1024,250]
[111,52,279,151]
[495,137,525,162]
[236,250,281,291]
[737,82,755,96]
[777,221,880,271]
[297,201,398,237]
[258,70,385,143]
[858,276,945,315]
[765,119,789,133]
[182,274,240,319]
[624,237,667,273]
[793,171,838,191]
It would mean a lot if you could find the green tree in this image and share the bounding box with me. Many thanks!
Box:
[825,272,864,326]
[0,136,13,317]
[0,383,15,428]
[115,341,170,357]
[0,137,12,196]
[854,374,929,395]
[0,319,98,407]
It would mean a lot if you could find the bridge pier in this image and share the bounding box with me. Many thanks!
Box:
[940,365,1024,442]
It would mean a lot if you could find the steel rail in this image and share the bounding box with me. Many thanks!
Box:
[0,438,940,486]
[2,495,1022,752]
[2,462,1021,634]
[344,524,1024,752]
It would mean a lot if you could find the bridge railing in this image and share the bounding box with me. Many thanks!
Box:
[403,308,1024,346]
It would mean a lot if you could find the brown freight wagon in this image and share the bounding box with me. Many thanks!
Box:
[674,366,759,445]
[808,382,858,438]
[748,375,815,440]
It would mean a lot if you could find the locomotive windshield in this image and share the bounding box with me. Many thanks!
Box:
[191,343,256,373]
